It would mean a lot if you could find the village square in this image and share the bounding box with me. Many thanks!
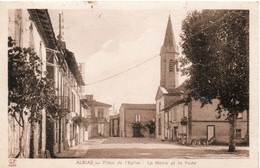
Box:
[7,4,251,160]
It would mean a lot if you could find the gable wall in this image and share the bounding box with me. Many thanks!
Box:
[192,99,247,122]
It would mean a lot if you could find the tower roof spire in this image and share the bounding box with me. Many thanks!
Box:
[163,15,177,52]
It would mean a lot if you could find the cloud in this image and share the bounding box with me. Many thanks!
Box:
[101,40,114,49]
[85,28,162,109]
[86,28,162,79]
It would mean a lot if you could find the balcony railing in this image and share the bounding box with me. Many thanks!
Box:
[57,96,70,111]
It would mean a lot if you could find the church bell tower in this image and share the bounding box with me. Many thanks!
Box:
[160,15,179,90]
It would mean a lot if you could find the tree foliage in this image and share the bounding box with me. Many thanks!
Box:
[72,115,89,128]
[8,36,58,126]
[132,122,146,137]
[145,120,155,134]
[180,10,249,151]
[180,10,249,119]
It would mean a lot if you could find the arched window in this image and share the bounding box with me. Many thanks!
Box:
[169,59,174,72]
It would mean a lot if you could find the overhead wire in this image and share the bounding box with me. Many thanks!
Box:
[85,12,232,86]
[85,54,160,86]
[59,11,239,87]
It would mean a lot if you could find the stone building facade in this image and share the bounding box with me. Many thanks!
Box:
[164,99,248,144]
[8,9,87,158]
[8,9,49,158]
[82,95,111,138]
[119,104,156,138]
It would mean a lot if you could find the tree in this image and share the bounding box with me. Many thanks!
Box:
[145,120,156,135]
[180,10,249,152]
[132,122,147,137]
[8,37,58,158]
[72,115,89,128]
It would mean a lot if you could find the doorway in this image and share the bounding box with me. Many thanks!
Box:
[207,125,215,140]
[173,126,178,140]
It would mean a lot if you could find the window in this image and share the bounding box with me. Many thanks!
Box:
[184,105,188,118]
[98,124,104,136]
[173,127,178,138]
[177,108,181,120]
[94,108,98,118]
[72,93,75,112]
[169,110,172,122]
[87,109,91,117]
[236,129,242,138]
[70,92,73,111]
[169,59,174,72]
[14,9,23,46]
[73,123,75,138]
[164,112,168,122]
[135,114,141,122]
[172,109,176,121]
[98,108,104,119]
[237,113,243,119]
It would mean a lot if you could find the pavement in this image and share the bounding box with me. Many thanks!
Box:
[55,137,249,159]
[54,139,105,158]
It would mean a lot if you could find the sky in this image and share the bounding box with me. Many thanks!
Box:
[49,6,190,113]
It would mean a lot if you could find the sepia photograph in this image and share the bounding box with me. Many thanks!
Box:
[0,1,259,168]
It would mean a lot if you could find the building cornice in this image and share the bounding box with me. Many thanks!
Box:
[27,9,58,50]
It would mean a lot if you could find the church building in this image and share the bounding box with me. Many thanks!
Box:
[155,16,248,145]
[155,15,185,140]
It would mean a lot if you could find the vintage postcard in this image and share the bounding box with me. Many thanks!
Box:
[0,1,259,168]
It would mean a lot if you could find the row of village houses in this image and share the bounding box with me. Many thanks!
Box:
[110,99,248,145]
[8,9,112,158]
[110,95,248,146]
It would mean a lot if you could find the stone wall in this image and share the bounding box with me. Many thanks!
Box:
[191,121,247,143]
[8,114,31,158]
[191,99,248,143]
[125,109,155,137]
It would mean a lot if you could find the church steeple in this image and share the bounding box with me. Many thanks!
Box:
[160,15,179,90]
[162,15,178,52]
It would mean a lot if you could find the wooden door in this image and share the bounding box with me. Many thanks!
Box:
[207,125,215,140]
